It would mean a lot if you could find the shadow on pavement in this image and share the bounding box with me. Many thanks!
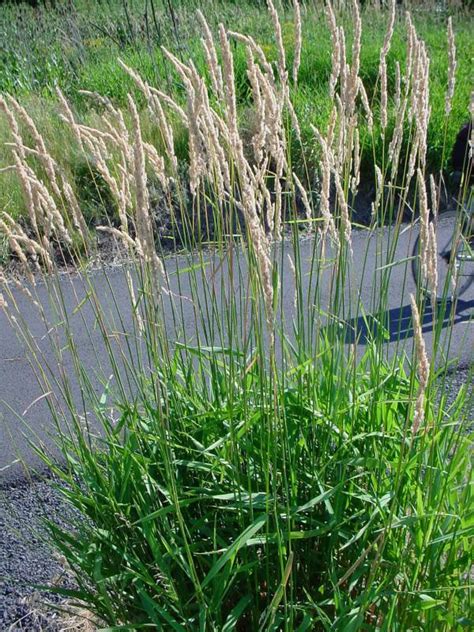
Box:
[343,298,474,345]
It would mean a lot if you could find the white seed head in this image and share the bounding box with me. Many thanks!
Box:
[445,17,456,116]
[293,1,302,86]
[410,294,430,434]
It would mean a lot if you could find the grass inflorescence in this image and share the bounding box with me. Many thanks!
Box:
[0,0,472,225]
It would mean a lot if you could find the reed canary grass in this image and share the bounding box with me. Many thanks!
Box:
[394,61,401,111]
[0,96,25,160]
[417,168,430,281]
[197,10,224,100]
[380,58,388,132]
[293,0,302,87]
[334,167,352,250]
[427,221,438,302]
[61,177,89,243]
[267,0,287,88]
[380,0,396,62]
[12,150,38,235]
[410,294,430,435]
[219,25,239,146]
[0,4,471,630]
[326,1,340,99]
[429,173,439,219]
[357,77,373,133]
[293,171,312,225]
[8,95,62,197]
[372,164,383,221]
[129,95,164,281]
[445,17,456,116]
[338,27,348,108]
[347,0,361,116]
[351,127,360,195]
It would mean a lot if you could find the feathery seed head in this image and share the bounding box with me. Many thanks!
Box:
[445,17,456,116]
[410,294,430,434]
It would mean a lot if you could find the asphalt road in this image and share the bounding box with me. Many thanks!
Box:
[1,217,473,482]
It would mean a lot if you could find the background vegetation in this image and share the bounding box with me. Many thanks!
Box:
[0,0,473,225]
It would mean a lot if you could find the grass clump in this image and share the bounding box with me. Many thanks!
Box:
[41,346,471,629]
[0,1,472,630]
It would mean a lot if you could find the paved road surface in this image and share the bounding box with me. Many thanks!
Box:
[1,218,473,481]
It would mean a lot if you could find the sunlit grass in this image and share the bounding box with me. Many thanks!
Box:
[0,1,472,629]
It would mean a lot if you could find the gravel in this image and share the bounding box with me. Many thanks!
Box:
[0,477,70,631]
[0,367,472,631]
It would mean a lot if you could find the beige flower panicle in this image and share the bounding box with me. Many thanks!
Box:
[119,60,178,173]
[469,91,474,160]
[262,180,274,236]
[144,143,168,190]
[287,252,298,310]
[26,169,72,246]
[61,177,89,243]
[246,47,266,163]
[347,0,362,115]
[357,78,373,133]
[380,58,388,131]
[381,0,396,62]
[129,96,153,263]
[219,25,239,144]
[267,0,287,87]
[405,12,416,93]
[149,94,178,172]
[388,95,407,178]
[293,172,312,226]
[0,215,29,271]
[326,1,340,99]
[96,225,137,253]
[351,128,360,195]
[78,88,113,108]
[12,150,38,235]
[161,47,194,86]
[7,95,61,198]
[119,59,151,100]
[417,169,430,280]
[333,168,352,252]
[0,96,26,159]
[197,10,224,99]
[379,0,395,130]
[445,17,456,116]
[244,42,288,174]
[0,212,53,277]
[429,174,439,220]
[81,135,126,220]
[410,294,430,434]
[407,34,430,178]
[338,27,347,106]
[394,61,401,111]
[228,32,275,86]
[371,164,383,221]
[326,106,337,149]
[293,0,302,86]
[312,125,338,246]
[164,29,274,325]
[149,87,188,124]
[427,221,438,302]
